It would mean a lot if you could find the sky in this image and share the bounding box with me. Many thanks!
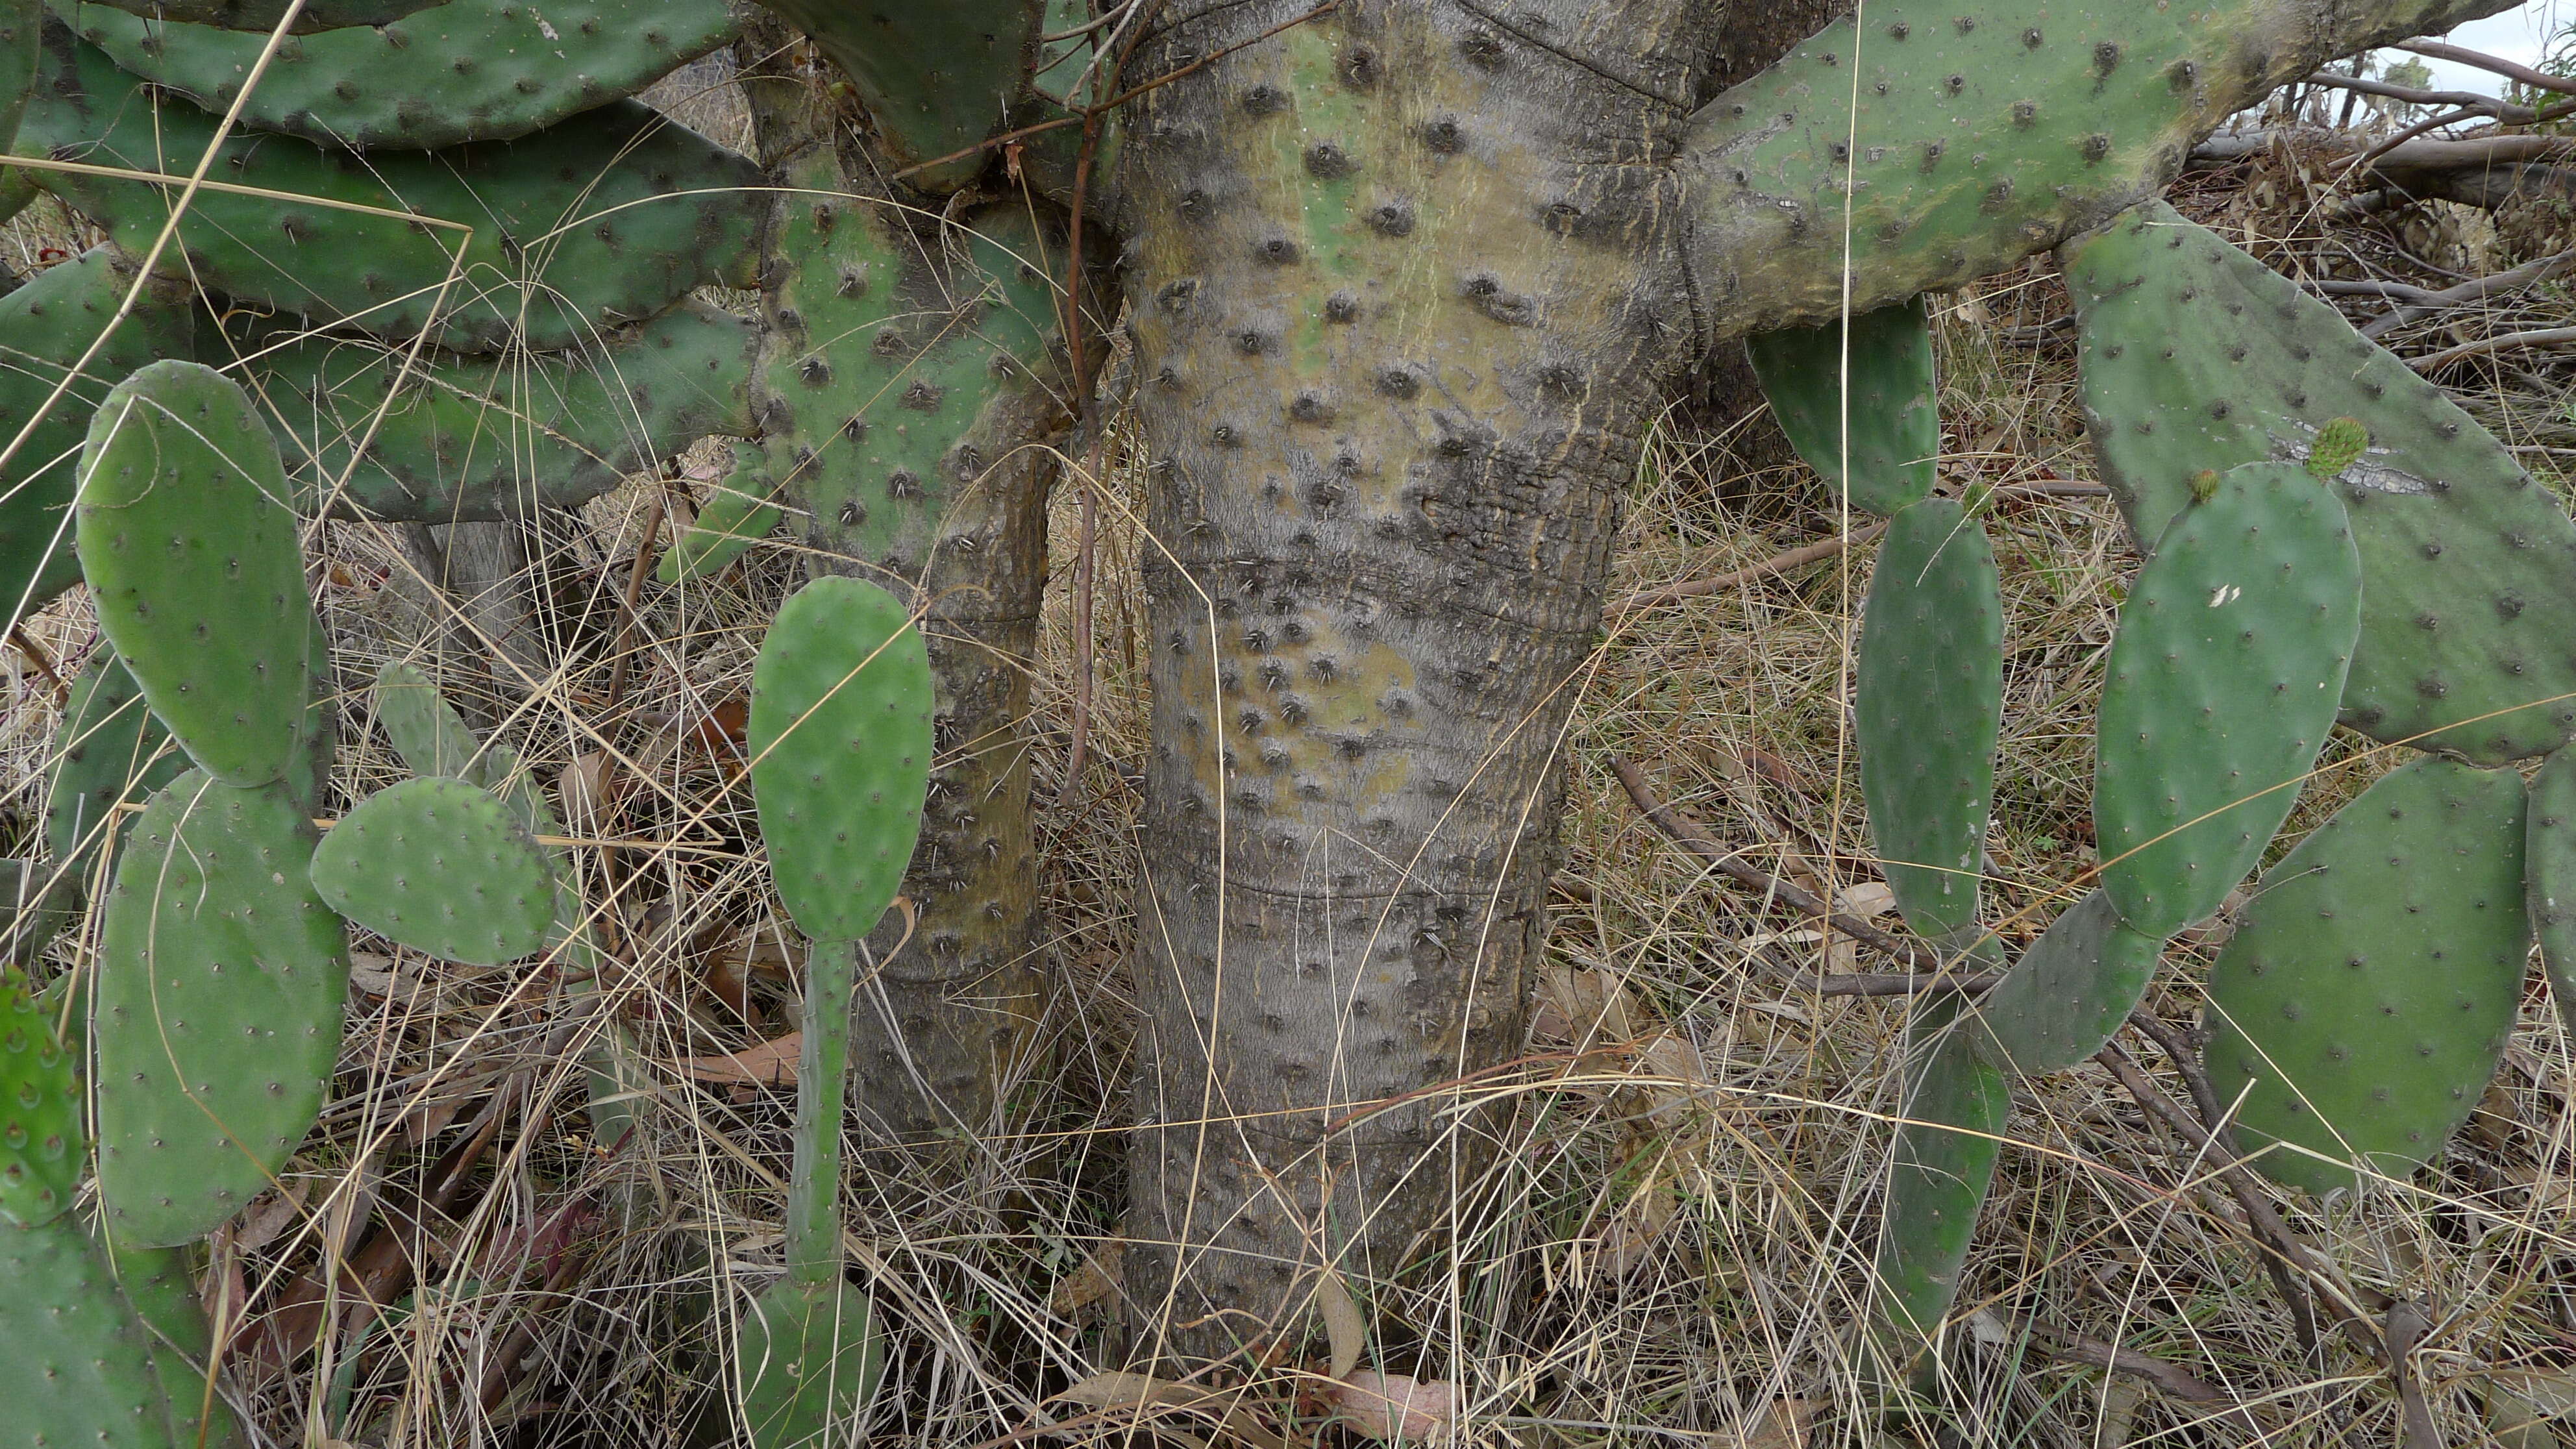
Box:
[2409,2,2566,95]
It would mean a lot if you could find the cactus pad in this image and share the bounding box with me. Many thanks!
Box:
[1748,297,1940,515]
[2065,203,2576,763]
[748,576,934,944]
[756,161,1067,579]
[75,0,436,32]
[660,441,782,583]
[95,773,349,1248]
[109,1239,238,1449]
[1857,497,2001,943]
[2205,758,2529,1196]
[75,360,314,790]
[45,643,188,896]
[2523,749,2576,1043]
[736,1277,884,1449]
[745,1,1043,192]
[2094,461,2359,939]
[22,30,765,353]
[1875,998,2009,1378]
[0,249,207,613]
[247,301,757,521]
[64,0,734,150]
[312,777,553,967]
[1,964,79,1226]
[0,1216,188,1449]
[1970,889,2165,1074]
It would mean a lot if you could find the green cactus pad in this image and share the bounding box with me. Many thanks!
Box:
[756,158,1068,579]
[736,1276,884,1449]
[2205,758,2529,1196]
[312,776,552,967]
[1,856,73,965]
[0,249,206,615]
[1875,997,2009,1380]
[748,576,933,945]
[45,644,188,897]
[1747,296,1939,515]
[2065,203,2576,763]
[246,300,757,521]
[1857,497,2000,943]
[1970,889,2166,1074]
[0,1215,188,1449]
[21,29,765,353]
[371,661,506,790]
[745,0,1042,192]
[62,0,734,150]
[660,441,783,583]
[73,0,437,33]
[1,963,79,1226]
[75,360,314,789]
[2523,749,2576,1043]
[95,772,349,1248]
[109,1239,238,1449]
[2094,461,2360,939]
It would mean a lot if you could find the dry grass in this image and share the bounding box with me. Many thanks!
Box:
[12,75,2576,1449]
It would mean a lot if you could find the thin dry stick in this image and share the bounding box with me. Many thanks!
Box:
[1613,523,1885,615]
[1608,754,1957,976]
[9,622,66,701]
[1060,432,1106,802]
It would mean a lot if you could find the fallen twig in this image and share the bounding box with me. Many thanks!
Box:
[2410,325,2576,371]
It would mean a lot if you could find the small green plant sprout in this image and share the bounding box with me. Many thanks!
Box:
[737,574,934,1446]
[2307,416,2372,480]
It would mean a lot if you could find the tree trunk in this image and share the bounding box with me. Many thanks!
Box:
[1113,0,1717,1365]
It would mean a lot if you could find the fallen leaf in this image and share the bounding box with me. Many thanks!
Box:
[2494,1369,2576,1420]
[669,1033,801,1086]
[1326,1372,1455,1444]
[557,750,619,834]
[1051,1372,1289,1449]
[1317,1267,1366,1381]
[1050,1246,1121,1317]
[1598,1180,1681,1276]
[1737,1397,1816,1449]
[234,1180,312,1252]
[1839,881,1898,920]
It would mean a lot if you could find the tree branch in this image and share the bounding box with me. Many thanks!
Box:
[1680,0,2523,338]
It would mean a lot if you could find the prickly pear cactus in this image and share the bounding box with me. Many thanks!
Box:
[2205,758,2530,1195]
[0,249,205,612]
[2092,461,2360,939]
[19,28,765,353]
[1748,297,1940,515]
[2065,203,2576,763]
[1,964,77,1226]
[312,776,554,967]
[94,773,349,1248]
[1876,997,2010,1384]
[2525,750,2576,1043]
[736,1276,884,1449]
[44,644,187,898]
[660,442,784,584]
[1857,497,2001,944]
[747,576,934,946]
[59,0,736,149]
[1972,889,2165,1075]
[74,361,313,791]
[0,1217,199,1449]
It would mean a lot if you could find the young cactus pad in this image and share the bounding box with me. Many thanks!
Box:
[2093,461,2360,939]
[1,965,79,1227]
[1969,889,2165,1074]
[1747,296,1940,515]
[660,441,784,584]
[95,772,349,1248]
[312,777,554,968]
[747,576,934,945]
[737,1276,884,1449]
[74,360,314,791]
[2064,203,2576,763]
[2204,758,2530,1196]
[1857,497,2001,942]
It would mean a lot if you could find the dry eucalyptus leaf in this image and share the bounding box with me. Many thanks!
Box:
[1326,1372,1455,1444]
[669,1032,801,1086]
[1317,1266,1366,1381]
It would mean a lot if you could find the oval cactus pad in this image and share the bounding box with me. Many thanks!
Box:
[313,776,554,967]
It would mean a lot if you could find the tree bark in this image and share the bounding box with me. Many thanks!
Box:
[1112,0,1718,1365]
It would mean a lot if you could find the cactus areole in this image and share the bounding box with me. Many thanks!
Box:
[0,0,2535,1391]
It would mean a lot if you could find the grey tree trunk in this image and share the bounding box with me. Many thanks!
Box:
[1113,0,1720,1365]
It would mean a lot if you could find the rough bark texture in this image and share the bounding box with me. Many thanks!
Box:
[1113,0,1720,1365]
[739,34,1088,1142]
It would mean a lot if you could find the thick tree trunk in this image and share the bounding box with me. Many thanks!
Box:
[1113,0,1718,1364]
